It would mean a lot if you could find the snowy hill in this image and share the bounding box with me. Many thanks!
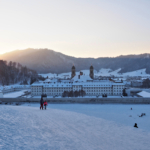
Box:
[39,68,150,78]
[0,104,150,150]
[96,68,150,77]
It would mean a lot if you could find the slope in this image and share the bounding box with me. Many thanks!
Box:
[0,104,150,150]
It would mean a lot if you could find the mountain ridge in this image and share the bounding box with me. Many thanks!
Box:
[1,48,150,74]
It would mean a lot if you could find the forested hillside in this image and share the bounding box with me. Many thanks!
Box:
[1,48,150,74]
[0,60,38,86]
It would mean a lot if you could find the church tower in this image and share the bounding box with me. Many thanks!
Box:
[89,65,94,79]
[71,65,76,78]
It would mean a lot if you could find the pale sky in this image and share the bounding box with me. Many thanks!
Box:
[0,0,150,58]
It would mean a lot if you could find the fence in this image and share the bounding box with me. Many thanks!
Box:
[0,97,150,104]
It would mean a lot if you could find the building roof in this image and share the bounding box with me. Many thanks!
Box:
[72,74,93,82]
[31,75,125,88]
[137,91,150,97]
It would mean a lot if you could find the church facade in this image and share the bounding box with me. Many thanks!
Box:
[31,65,125,97]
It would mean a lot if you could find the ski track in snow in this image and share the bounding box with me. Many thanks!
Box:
[0,105,150,150]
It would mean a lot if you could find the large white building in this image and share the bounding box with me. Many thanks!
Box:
[31,66,125,97]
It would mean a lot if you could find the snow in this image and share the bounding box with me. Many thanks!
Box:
[96,68,150,77]
[3,90,29,98]
[0,90,3,98]
[40,68,150,79]
[33,77,125,88]
[72,74,93,82]
[0,104,150,150]
[39,72,58,78]
[0,85,30,91]
[97,68,121,76]
[122,69,148,77]
[137,91,150,97]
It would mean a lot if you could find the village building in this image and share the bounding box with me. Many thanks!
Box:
[31,66,125,97]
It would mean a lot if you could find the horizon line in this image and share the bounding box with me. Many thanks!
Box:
[0,48,150,58]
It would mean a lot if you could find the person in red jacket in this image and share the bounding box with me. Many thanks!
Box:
[43,100,48,110]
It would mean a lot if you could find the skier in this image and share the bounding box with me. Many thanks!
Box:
[40,97,44,110]
[44,100,48,110]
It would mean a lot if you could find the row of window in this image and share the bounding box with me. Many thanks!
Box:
[32,93,122,96]
[32,84,124,88]
[32,90,122,92]
[32,89,123,93]
[32,91,122,94]
[32,86,124,90]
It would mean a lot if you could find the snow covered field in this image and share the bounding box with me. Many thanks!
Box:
[0,85,30,91]
[39,68,150,78]
[0,104,150,150]
[3,90,29,98]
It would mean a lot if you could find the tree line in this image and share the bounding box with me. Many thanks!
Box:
[142,78,150,88]
[0,60,40,85]
[62,90,86,97]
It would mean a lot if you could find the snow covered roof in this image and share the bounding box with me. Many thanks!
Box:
[32,81,43,86]
[137,91,150,97]
[32,74,125,87]
[72,75,93,82]
[31,78,125,88]
[44,79,51,82]
[44,78,59,82]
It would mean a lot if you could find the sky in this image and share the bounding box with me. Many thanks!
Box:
[0,0,150,58]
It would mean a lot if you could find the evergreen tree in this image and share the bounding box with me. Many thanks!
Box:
[74,91,78,97]
[142,78,150,88]
[81,90,86,97]
[68,91,73,97]
[0,59,38,86]
[123,88,127,96]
